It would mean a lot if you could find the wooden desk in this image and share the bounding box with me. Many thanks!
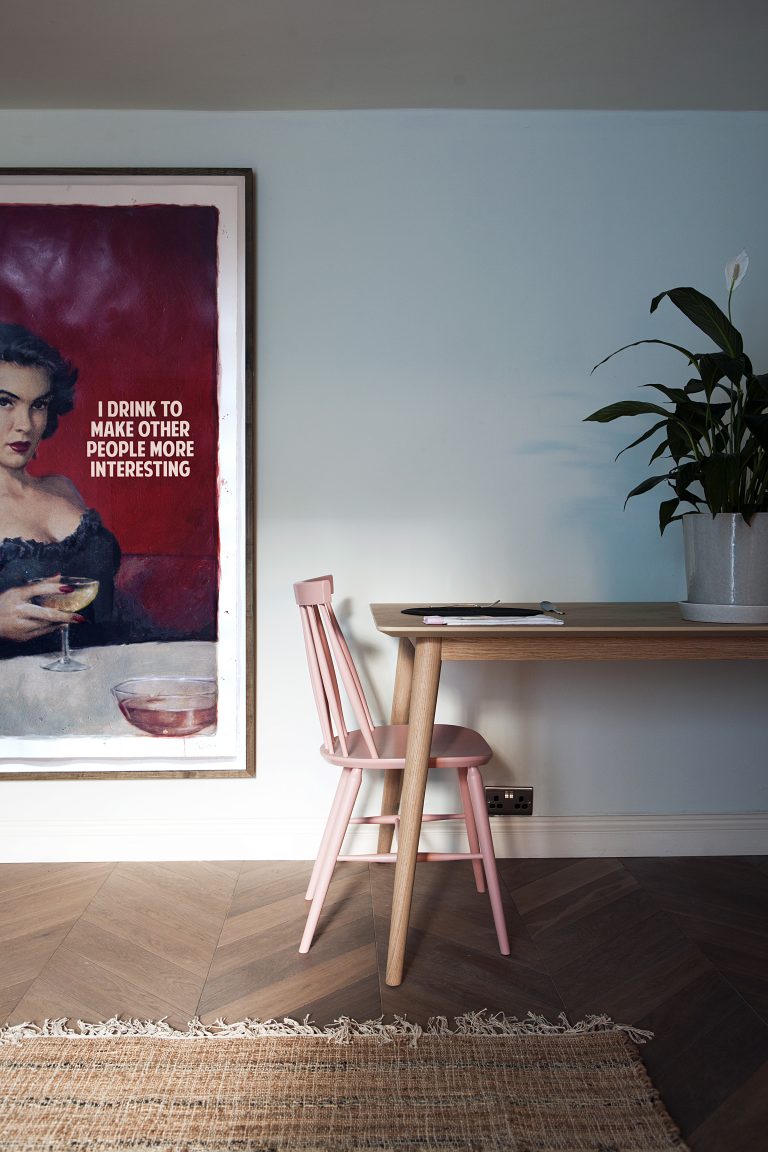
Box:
[370,602,768,986]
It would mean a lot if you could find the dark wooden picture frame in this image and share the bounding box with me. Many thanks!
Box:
[0,169,255,779]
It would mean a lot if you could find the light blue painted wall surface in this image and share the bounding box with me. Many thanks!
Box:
[0,110,766,849]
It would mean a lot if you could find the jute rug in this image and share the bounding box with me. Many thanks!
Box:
[0,1013,688,1151]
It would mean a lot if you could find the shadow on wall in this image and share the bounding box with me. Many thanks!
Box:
[438,660,533,780]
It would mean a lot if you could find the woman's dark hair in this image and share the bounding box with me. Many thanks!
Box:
[0,322,78,439]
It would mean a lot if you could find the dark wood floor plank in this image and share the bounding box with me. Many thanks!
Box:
[623,856,768,1026]
[695,929,768,1025]
[496,857,581,890]
[0,862,114,903]
[688,1059,768,1152]
[64,918,207,1009]
[548,909,715,1023]
[198,862,380,1023]
[506,864,660,974]
[640,994,768,1139]
[0,862,115,1022]
[503,857,627,917]
[285,973,383,1026]
[623,857,768,937]
[371,863,565,1022]
[637,967,750,1082]
[81,866,231,972]
[0,862,115,943]
[10,942,195,1030]
[0,979,33,1023]
[1,856,767,1151]
[230,860,312,912]
[200,941,379,1023]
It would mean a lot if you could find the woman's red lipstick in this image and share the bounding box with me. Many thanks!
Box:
[8,441,31,453]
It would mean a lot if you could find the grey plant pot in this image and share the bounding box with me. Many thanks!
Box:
[682,512,768,619]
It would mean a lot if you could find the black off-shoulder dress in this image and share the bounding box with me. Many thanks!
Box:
[0,509,121,659]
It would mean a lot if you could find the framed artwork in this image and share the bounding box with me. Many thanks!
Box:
[0,169,255,778]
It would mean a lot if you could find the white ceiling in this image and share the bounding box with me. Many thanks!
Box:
[3,0,768,112]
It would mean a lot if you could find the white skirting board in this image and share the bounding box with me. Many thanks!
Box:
[0,812,766,862]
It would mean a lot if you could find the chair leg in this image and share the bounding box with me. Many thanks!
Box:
[466,765,510,955]
[299,767,362,954]
[457,766,486,893]
[306,769,350,901]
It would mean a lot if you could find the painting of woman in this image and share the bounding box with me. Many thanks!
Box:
[0,323,121,658]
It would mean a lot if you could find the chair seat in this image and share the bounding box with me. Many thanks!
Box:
[321,723,492,769]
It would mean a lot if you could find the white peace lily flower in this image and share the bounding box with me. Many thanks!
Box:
[725,250,749,291]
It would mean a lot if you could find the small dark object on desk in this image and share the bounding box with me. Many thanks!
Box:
[401,605,541,618]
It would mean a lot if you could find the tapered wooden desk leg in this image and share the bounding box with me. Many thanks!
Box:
[378,638,415,854]
[385,636,442,987]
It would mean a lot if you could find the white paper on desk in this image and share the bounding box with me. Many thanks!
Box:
[423,615,564,625]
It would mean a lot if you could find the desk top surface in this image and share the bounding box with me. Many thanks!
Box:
[370,602,768,638]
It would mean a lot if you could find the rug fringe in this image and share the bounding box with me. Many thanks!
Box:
[0,1009,653,1047]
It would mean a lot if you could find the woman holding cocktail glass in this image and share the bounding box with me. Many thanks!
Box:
[0,323,121,666]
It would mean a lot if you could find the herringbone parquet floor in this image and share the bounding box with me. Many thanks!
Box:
[1,856,767,1151]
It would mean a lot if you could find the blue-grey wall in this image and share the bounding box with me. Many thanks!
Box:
[1,110,767,858]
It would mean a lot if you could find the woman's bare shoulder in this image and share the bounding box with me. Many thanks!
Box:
[37,474,87,509]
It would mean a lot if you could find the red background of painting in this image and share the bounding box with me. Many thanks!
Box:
[0,203,219,559]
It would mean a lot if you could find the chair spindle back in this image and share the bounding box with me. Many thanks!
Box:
[294,576,378,759]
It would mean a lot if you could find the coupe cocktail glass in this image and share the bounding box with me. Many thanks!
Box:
[33,576,99,672]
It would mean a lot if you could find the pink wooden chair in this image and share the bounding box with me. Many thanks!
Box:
[294,575,510,956]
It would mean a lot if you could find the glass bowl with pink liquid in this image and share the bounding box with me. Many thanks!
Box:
[112,677,217,737]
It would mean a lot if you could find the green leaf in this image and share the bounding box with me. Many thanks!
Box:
[584,400,671,423]
[676,489,704,507]
[747,374,768,403]
[659,498,680,534]
[641,383,690,404]
[698,352,747,389]
[739,441,760,470]
[667,418,694,462]
[623,473,670,506]
[699,453,741,512]
[650,287,743,357]
[614,419,668,460]
[744,399,768,422]
[649,439,669,464]
[673,399,730,438]
[591,338,698,375]
[671,461,704,494]
[744,413,768,448]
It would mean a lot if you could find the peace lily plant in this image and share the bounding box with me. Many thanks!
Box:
[586,252,768,534]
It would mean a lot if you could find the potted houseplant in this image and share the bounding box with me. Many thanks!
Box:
[586,252,768,621]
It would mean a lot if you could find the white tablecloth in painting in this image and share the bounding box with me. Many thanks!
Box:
[0,641,216,738]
